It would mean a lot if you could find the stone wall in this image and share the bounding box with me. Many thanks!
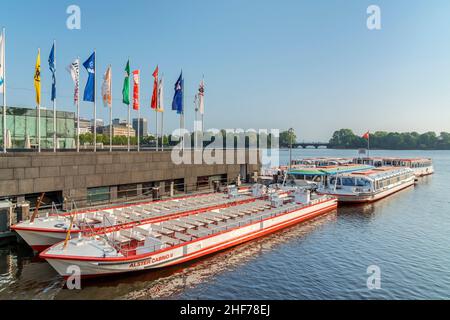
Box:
[0,150,261,208]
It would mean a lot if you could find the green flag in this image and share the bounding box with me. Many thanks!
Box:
[122,60,130,105]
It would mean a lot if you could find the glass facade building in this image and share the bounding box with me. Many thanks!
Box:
[0,106,76,149]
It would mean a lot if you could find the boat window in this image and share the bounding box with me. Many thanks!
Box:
[329,177,341,185]
[355,178,370,187]
[342,178,355,186]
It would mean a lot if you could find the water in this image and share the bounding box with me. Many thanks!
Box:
[1,149,449,300]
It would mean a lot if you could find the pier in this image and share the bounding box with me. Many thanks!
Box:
[0,150,261,241]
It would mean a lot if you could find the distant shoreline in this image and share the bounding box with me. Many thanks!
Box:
[278,147,448,151]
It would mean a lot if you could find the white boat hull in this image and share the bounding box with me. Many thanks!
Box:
[42,199,338,278]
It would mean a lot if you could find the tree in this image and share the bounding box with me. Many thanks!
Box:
[280,129,297,147]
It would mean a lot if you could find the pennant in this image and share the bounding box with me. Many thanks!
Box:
[34,49,41,105]
[0,33,4,94]
[198,79,205,115]
[66,59,80,105]
[157,77,164,113]
[82,52,95,102]
[172,72,183,114]
[48,44,56,101]
[102,65,112,108]
[132,70,140,111]
[151,66,159,109]
[122,60,130,105]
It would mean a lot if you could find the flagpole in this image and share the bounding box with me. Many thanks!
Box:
[181,75,185,150]
[2,27,6,153]
[194,96,198,150]
[127,58,130,152]
[110,65,113,153]
[161,111,164,151]
[155,109,158,151]
[53,40,57,152]
[37,48,41,153]
[93,49,97,152]
[368,131,370,157]
[137,70,140,153]
[76,56,80,153]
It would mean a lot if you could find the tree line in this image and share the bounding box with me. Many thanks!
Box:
[328,129,450,150]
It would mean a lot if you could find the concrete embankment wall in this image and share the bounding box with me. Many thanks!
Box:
[0,150,261,210]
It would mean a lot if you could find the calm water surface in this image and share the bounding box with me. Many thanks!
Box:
[1,149,449,300]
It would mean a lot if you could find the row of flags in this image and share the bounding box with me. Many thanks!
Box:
[1,27,207,152]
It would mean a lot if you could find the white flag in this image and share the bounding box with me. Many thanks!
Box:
[0,33,4,94]
[157,77,164,112]
[102,65,112,108]
[198,79,205,115]
[66,59,80,105]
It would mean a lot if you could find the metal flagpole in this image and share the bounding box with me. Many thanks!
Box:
[181,76,185,150]
[194,95,198,149]
[161,111,164,151]
[93,49,97,152]
[128,105,131,152]
[110,65,113,153]
[367,131,370,157]
[37,48,41,153]
[155,109,158,151]
[76,56,80,153]
[137,70,140,152]
[2,27,6,153]
[53,40,57,152]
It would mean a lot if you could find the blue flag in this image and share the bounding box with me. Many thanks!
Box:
[83,52,95,102]
[172,72,183,114]
[48,44,56,101]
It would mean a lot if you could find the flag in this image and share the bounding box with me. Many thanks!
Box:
[151,66,159,110]
[0,33,4,94]
[66,59,80,105]
[132,70,140,111]
[82,52,95,102]
[48,44,56,101]
[34,49,41,105]
[172,72,183,114]
[362,131,370,140]
[198,79,205,115]
[102,65,112,108]
[157,77,164,112]
[122,60,130,105]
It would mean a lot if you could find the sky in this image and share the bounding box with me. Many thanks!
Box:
[1,0,450,141]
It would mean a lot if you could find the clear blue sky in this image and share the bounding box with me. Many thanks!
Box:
[1,0,450,141]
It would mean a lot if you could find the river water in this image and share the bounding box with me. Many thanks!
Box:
[1,149,449,300]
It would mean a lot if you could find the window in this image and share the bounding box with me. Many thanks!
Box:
[342,178,355,186]
[87,187,110,203]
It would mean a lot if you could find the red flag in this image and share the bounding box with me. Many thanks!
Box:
[151,66,159,109]
[362,131,370,140]
[132,70,140,111]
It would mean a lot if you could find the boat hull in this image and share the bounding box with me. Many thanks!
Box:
[13,228,72,252]
[42,199,338,278]
[319,179,415,203]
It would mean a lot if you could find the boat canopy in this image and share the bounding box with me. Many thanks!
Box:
[288,164,373,177]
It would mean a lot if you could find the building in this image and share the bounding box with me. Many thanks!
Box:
[0,106,75,149]
[76,118,92,134]
[133,118,148,137]
[99,125,136,137]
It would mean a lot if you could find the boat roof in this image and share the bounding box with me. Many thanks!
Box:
[288,164,373,176]
[342,167,413,179]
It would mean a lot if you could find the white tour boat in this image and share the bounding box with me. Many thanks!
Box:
[40,190,337,278]
[11,188,262,252]
[316,167,415,203]
[353,157,434,177]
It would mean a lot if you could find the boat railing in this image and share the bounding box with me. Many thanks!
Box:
[115,197,335,258]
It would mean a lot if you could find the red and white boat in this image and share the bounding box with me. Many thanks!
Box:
[11,188,263,252]
[317,167,415,203]
[40,191,337,278]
